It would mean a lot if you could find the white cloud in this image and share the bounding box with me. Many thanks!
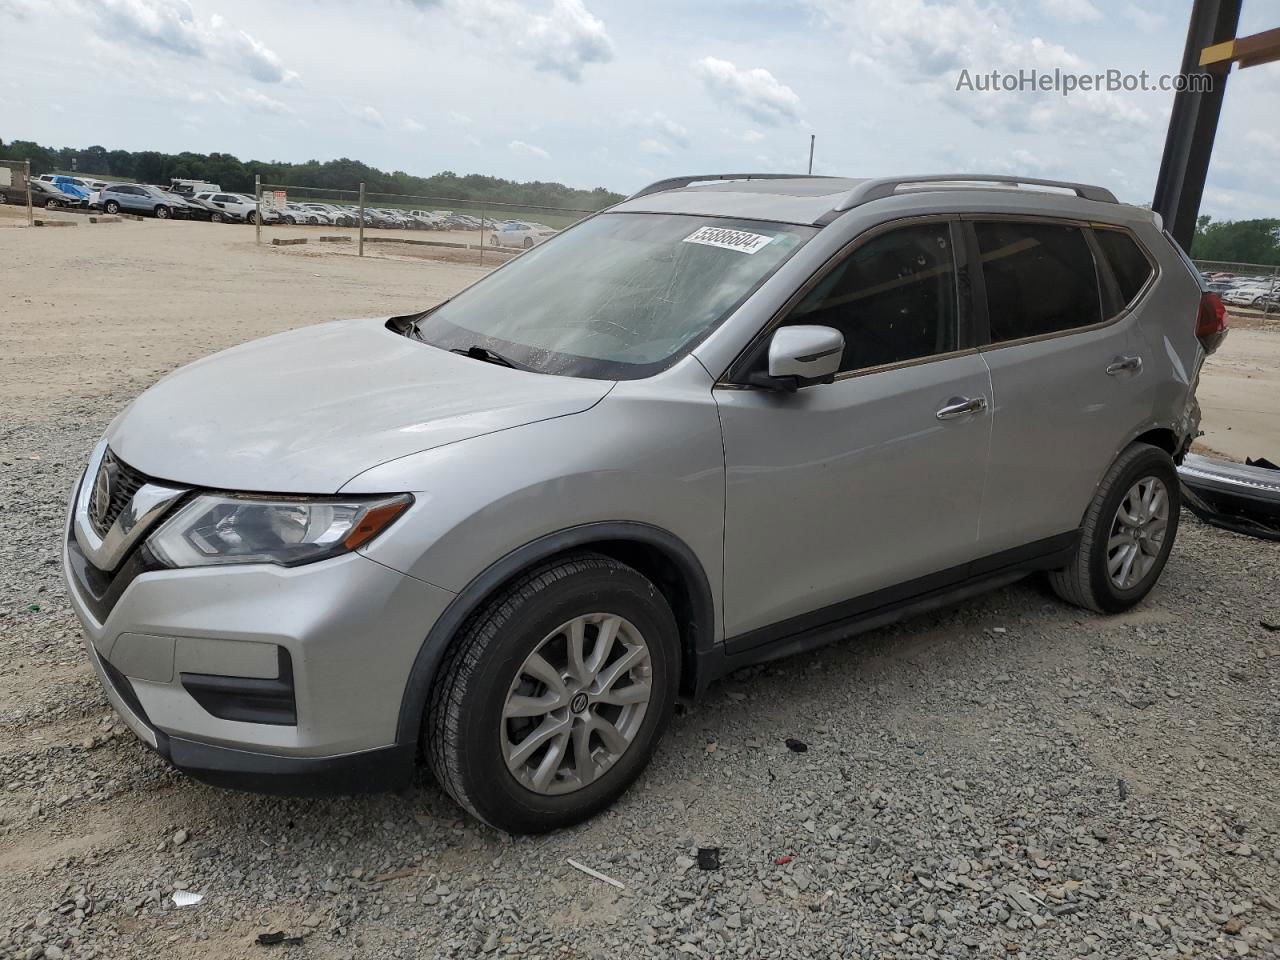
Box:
[638,138,671,156]
[451,0,613,82]
[239,87,292,115]
[827,0,1150,141]
[402,117,425,132]
[0,0,36,20]
[509,139,550,159]
[694,56,801,126]
[742,129,766,143]
[79,0,298,83]
[625,111,689,149]
[448,110,473,126]
[1120,3,1165,33]
[355,105,385,128]
[1038,0,1101,24]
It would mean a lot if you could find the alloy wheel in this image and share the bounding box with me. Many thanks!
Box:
[1107,476,1169,589]
[501,613,652,795]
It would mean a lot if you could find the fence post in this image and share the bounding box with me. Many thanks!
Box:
[479,202,485,266]
[358,182,365,258]
[24,160,32,227]
[254,174,261,245]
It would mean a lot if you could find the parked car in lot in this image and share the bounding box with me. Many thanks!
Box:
[1221,280,1279,308]
[301,203,355,227]
[278,202,323,225]
[99,183,192,219]
[63,173,1225,833]
[50,176,95,205]
[490,221,556,248]
[193,192,271,223]
[0,178,84,208]
[182,193,243,223]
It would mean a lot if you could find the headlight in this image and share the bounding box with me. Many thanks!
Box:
[147,493,412,569]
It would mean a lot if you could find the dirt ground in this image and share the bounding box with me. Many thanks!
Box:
[1,217,1277,959]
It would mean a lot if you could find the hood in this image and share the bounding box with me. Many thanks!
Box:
[107,318,613,493]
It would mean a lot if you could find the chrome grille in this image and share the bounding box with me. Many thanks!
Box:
[88,450,149,538]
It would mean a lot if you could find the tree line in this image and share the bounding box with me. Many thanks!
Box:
[0,138,624,212]
[1192,216,1280,267]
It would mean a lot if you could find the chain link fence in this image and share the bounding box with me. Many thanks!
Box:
[0,159,33,226]
[253,178,598,266]
[1194,259,1280,319]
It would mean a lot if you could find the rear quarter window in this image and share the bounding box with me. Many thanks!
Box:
[1094,228,1155,306]
[975,221,1103,342]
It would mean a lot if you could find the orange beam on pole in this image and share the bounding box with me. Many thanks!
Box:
[1201,26,1280,70]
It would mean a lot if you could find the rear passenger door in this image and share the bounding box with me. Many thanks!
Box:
[967,218,1153,553]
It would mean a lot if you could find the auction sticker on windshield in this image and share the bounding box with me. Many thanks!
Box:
[682,225,774,254]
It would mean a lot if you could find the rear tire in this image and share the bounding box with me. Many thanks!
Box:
[155,205,170,219]
[523,237,534,249]
[1048,443,1179,614]
[103,200,120,214]
[426,554,679,833]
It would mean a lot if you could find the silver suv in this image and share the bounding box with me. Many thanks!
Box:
[63,174,1228,832]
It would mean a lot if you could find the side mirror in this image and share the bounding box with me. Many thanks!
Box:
[748,325,845,391]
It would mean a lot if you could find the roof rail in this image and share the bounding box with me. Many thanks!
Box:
[830,174,1118,213]
[627,173,838,201]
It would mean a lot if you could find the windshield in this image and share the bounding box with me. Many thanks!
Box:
[412,212,813,379]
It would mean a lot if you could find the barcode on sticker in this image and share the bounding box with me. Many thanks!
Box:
[682,226,773,254]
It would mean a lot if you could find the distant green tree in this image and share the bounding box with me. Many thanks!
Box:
[1192,216,1280,266]
[0,137,626,210]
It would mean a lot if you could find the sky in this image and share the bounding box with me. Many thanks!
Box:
[2,0,1278,219]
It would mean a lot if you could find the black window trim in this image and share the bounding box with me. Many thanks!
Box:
[959,213,1139,353]
[1089,223,1162,320]
[720,214,976,387]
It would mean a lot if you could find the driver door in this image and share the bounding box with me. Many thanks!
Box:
[715,219,993,645]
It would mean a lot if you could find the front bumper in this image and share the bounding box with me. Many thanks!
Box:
[63,492,455,794]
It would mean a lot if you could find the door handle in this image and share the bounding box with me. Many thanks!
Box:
[1106,356,1142,375]
[936,396,988,420]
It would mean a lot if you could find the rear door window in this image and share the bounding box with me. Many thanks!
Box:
[975,221,1103,343]
[1093,228,1155,307]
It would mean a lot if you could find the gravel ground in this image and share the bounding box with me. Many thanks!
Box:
[1,222,1278,959]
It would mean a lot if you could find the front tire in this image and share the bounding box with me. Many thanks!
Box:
[155,205,171,219]
[523,236,534,249]
[1048,443,1180,614]
[426,554,679,833]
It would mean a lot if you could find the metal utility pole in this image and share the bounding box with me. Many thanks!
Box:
[24,160,32,227]
[807,135,815,175]
[254,174,261,245]
[1152,0,1243,250]
[358,182,366,257]
[479,203,485,266]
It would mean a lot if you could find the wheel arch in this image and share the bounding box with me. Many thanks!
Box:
[395,521,716,750]
[1130,426,1178,458]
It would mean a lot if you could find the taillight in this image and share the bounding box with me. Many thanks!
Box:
[1196,291,1228,353]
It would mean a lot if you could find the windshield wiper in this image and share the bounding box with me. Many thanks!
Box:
[450,344,527,370]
